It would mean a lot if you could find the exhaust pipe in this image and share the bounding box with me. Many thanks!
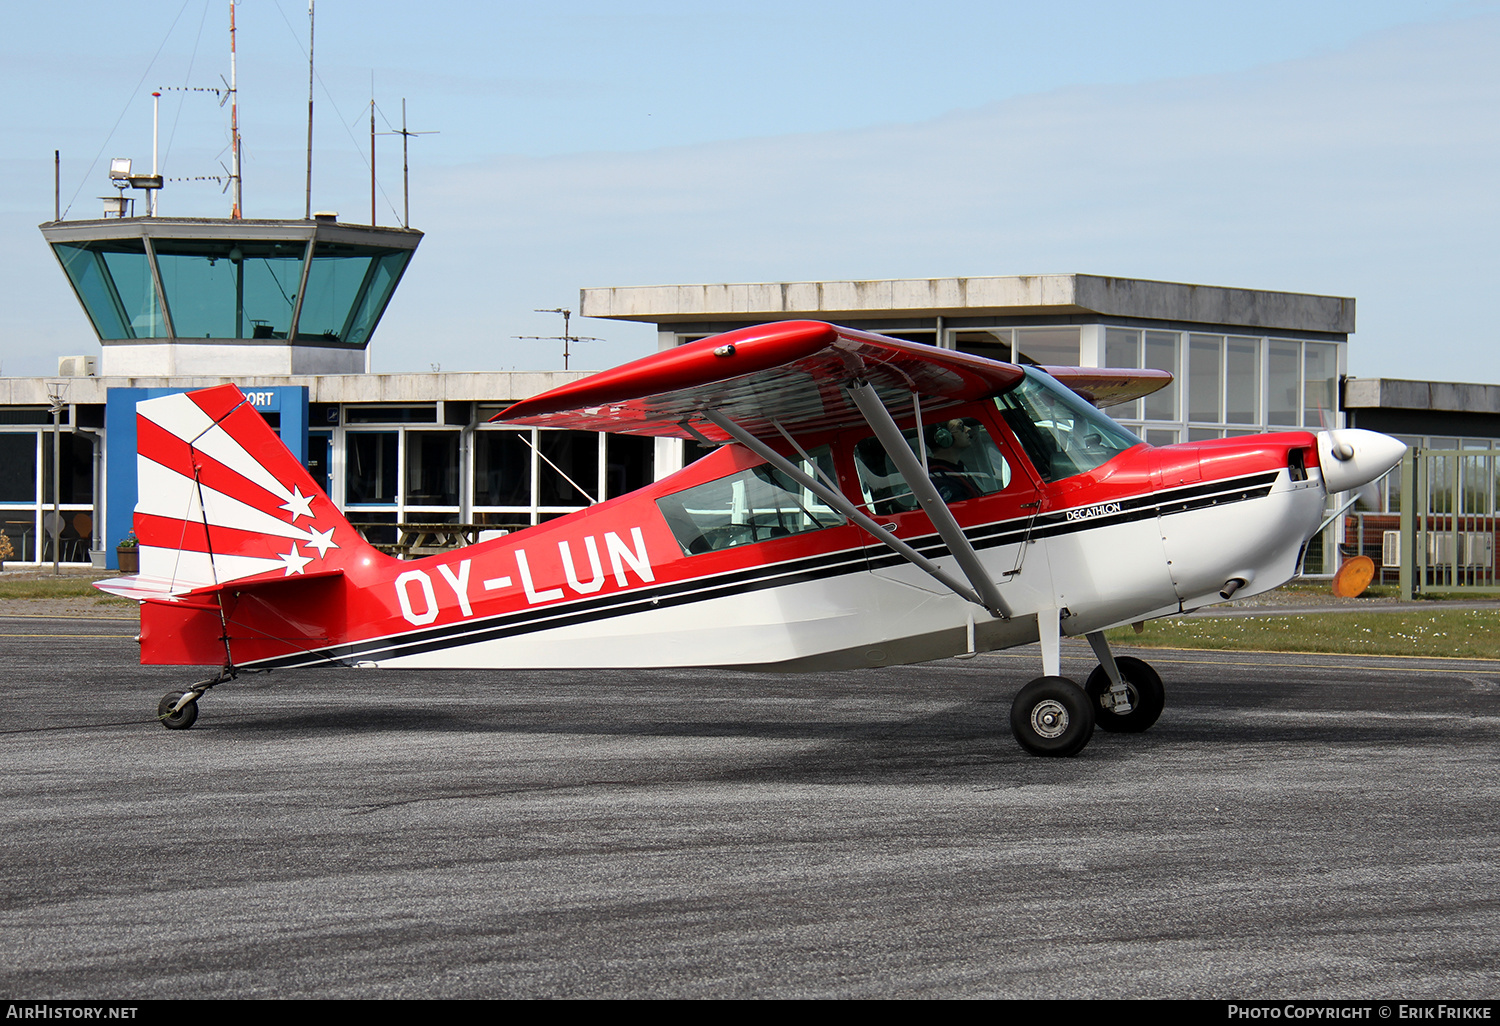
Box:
[1220,577,1248,600]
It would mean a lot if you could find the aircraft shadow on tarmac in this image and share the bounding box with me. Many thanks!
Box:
[129,661,1497,784]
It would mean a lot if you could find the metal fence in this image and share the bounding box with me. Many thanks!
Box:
[1388,447,1500,597]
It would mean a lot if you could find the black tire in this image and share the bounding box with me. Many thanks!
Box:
[158,692,199,730]
[1084,656,1164,733]
[1010,676,1094,757]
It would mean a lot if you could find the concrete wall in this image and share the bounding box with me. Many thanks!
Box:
[0,370,590,408]
[1344,378,1500,414]
[99,343,369,377]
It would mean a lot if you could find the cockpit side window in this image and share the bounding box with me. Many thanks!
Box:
[853,417,1012,515]
[994,367,1144,483]
[657,447,845,556]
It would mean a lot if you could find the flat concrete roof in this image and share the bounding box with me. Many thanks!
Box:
[39,216,423,250]
[1344,378,1500,415]
[581,274,1356,335]
[0,370,587,407]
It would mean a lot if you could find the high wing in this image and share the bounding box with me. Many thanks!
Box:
[1041,366,1173,408]
[498,320,1170,437]
[499,319,1175,622]
[496,321,1024,440]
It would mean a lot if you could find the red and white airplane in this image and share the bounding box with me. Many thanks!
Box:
[99,320,1405,756]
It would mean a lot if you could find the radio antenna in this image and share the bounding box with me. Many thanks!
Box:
[227,0,242,218]
[376,99,437,228]
[515,309,603,371]
[305,0,314,219]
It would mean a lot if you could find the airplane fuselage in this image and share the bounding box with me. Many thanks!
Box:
[138,403,1327,674]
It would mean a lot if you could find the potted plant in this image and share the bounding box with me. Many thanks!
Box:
[116,532,139,574]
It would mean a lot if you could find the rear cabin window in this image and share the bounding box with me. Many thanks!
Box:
[656,448,844,556]
[853,417,1012,516]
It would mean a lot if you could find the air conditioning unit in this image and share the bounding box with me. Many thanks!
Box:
[1462,532,1494,568]
[1382,530,1401,568]
[57,355,97,377]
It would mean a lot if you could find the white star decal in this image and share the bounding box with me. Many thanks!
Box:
[306,526,338,558]
[278,543,313,576]
[280,486,315,522]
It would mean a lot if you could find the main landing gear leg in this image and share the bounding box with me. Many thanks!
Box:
[157,668,236,731]
[1010,607,1095,757]
[1083,631,1164,733]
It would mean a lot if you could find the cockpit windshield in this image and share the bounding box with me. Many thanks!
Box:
[994,366,1145,482]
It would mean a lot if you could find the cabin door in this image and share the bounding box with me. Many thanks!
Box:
[846,406,1053,610]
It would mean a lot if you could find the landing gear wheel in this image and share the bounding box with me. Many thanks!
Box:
[157,692,199,731]
[1085,656,1164,733]
[1010,676,1094,757]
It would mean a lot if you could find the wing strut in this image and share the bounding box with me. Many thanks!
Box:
[845,381,1013,620]
[701,408,1008,619]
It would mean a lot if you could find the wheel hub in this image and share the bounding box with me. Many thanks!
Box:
[1030,699,1069,739]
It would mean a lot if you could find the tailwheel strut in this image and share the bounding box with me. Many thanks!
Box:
[156,668,236,731]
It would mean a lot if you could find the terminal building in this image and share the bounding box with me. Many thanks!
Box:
[3,208,1491,575]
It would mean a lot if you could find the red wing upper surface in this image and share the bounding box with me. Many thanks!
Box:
[495,321,1026,441]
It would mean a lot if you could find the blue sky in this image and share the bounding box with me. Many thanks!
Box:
[2,0,1495,381]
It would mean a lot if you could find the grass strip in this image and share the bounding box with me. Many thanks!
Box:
[1106,609,1499,660]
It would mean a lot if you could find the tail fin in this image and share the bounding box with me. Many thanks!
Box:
[98,384,376,600]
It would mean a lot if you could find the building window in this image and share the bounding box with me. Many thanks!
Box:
[1143,331,1179,421]
[1104,328,1142,421]
[474,430,532,508]
[345,404,436,424]
[606,435,655,500]
[537,431,600,507]
[952,328,1013,362]
[1188,334,1223,424]
[52,239,164,339]
[0,429,96,563]
[0,434,37,503]
[951,326,1082,366]
[404,431,460,508]
[1267,340,1301,426]
[1303,342,1338,428]
[471,427,652,530]
[1225,336,1260,424]
[1015,327,1080,366]
[154,239,304,340]
[346,432,399,505]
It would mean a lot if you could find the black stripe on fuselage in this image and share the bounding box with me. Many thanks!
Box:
[244,469,1282,669]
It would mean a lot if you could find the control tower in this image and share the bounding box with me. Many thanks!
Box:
[40,213,421,376]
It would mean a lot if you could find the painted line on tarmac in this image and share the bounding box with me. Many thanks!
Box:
[0,614,138,621]
[0,632,136,638]
[979,648,1500,671]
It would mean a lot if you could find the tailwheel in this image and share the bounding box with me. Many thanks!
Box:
[1010,676,1094,757]
[157,691,200,731]
[1084,656,1164,733]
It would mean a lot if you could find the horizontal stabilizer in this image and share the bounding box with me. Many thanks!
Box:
[97,565,345,603]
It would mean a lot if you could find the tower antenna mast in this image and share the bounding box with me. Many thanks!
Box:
[228,0,242,218]
[514,309,602,371]
[305,0,314,219]
[376,99,437,228]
